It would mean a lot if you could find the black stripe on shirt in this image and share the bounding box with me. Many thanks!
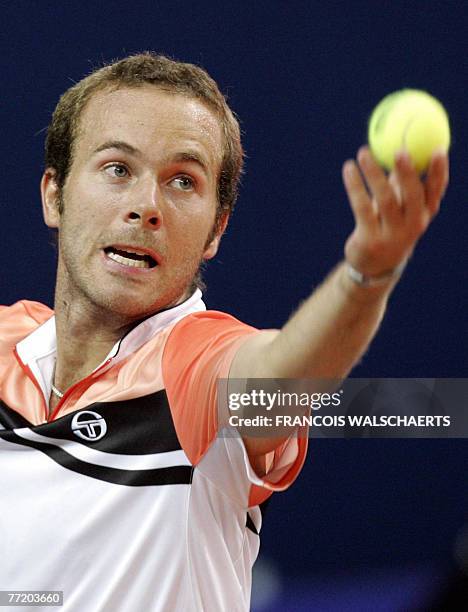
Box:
[0,401,32,429]
[0,429,193,487]
[246,496,272,535]
[1,391,182,455]
[246,513,258,535]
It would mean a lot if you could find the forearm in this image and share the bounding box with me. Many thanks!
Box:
[231,147,448,459]
[231,147,448,383]
[263,261,396,379]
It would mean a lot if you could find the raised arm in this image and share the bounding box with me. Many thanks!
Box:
[229,146,449,459]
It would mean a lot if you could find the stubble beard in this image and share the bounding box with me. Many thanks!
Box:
[55,243,204,324]
[53,191,212,324]
[55,231,204,326]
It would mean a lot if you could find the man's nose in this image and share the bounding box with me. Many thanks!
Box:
[125,177,162,230]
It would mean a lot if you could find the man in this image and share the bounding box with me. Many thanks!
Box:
[0,53,448,611]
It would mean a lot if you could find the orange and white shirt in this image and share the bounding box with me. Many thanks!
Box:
[0,290,308,612]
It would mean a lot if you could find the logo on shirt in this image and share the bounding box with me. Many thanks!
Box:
[71,410,107,441]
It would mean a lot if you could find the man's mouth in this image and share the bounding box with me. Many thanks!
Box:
[103,246,158,269]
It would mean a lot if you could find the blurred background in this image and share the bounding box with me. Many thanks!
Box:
[1,2,466,610]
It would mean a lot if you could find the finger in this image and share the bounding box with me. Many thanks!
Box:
[357,147,403,230]
[392,150,426,224]
[342,159,380,232]
[388,170,403,206]
[425,149,449,217]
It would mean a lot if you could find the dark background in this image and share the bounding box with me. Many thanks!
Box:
[1,2,466,610]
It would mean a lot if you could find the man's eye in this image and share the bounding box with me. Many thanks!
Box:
[104,164,129,178]
[172,176,194,191]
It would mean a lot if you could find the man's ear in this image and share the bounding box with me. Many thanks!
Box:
[40,169,61,228]
[203,212,229,260]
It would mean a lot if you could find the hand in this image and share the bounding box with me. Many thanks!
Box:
[342,146,449,277]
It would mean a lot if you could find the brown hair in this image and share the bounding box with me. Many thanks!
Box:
[45,52,244,226]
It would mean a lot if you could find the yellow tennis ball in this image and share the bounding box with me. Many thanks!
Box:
[368,89,450,173]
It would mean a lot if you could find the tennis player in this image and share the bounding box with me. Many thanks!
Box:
[0,53,448,611]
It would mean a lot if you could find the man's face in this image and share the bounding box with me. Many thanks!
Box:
[42,85,226,319]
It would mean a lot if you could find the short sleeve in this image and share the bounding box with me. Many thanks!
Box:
[162,311,309,505]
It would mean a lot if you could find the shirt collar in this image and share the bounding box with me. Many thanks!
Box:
[15,289,206,399]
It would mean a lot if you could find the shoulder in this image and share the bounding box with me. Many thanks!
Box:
[162,309,259,376]
[0,300,52,322]
[0,300,53,352]
[165,309,257,347]
[160,310,259,463]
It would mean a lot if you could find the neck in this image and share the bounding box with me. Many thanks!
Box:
[53,295,135,394]
[51,261,194,395]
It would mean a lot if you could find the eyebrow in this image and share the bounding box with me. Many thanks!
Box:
[93,140,140,157]
[93,140,211,177]
[170,151,210,177]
